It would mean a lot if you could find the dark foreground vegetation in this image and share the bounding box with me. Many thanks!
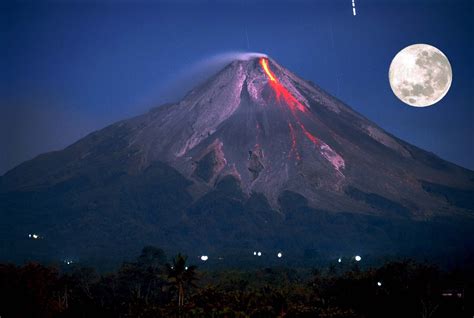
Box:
[1,247,473,318]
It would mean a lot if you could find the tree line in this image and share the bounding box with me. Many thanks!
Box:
[0,246,472,317]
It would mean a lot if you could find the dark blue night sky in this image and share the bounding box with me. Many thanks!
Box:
[1,0,472,174]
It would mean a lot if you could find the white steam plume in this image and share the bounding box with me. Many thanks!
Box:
[194,51,268,68]
[157,51,268,103]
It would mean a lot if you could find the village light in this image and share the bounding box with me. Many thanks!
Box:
[200,255,208,261]
[277,252,282,258]
[355,255,362,262]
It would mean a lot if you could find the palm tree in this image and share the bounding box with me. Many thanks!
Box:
[166,253,198,308]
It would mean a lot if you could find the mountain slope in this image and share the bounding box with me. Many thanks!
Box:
[1,56,473,264]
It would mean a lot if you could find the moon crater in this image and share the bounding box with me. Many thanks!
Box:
[389,44,452,107]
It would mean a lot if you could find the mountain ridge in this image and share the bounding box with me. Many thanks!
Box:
[1,56,473,264]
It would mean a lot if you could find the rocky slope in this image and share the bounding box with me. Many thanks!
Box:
[1,56,473,264]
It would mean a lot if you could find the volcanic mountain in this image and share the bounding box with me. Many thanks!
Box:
[1,56,473,265]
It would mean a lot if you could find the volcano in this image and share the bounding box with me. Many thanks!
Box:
[1,56,473,264]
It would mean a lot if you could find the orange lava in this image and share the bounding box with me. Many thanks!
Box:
[260,58,276,82]
[259,58,306,113]
[299,122,320,146]
[259,57,322,158]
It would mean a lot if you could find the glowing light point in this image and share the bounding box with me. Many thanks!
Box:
[355,255,362,262]
[185,266,188,270]
[338,258,342,263]
[257,251,262,257]
[253,251,257,256]
[377,281,382,287]
[277,252,283,258]
[200,255,208,261]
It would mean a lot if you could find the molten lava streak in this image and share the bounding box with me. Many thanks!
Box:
[259,58,307,113]
[260,58,276,82]
[259,58,345,172]
[260,58,319,145]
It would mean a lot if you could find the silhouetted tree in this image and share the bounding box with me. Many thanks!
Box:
[0,263,62,318]
[166,253,198,309]
[0,251,471,317]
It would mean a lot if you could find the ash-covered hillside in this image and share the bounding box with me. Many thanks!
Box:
[1,56,473,265]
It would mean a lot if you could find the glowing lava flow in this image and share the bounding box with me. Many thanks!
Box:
[259,58,345,172]
[260,57,319,146]
[260,58,276,82]
[298,123,320,146]
[259,58,307,113]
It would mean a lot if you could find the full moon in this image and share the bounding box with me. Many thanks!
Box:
[389,44,452,107]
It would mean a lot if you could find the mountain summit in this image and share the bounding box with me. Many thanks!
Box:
[1,56,473,264]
